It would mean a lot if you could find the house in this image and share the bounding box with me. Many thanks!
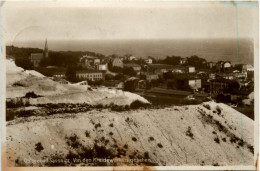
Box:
[94,58,101,65]
[98,63,108,71]
[188,79,201,90]
[30,39,48,67]
[207,62,216,69]
[242,64,254,72]
[210,78,232,94]
[147,64,174,74]
[146,88,192,97]
[76,70,104,81]
[124,63,141,72]
[30,53,44,67]
[187,66,195,73]
[145,58,153,64]
[209,73,216,80]
[216,61,231,72]
[129,56,137,61]
[53,71,66,78]
[145,73,159,81]
[180,58,187,65]
[112,58,124,68]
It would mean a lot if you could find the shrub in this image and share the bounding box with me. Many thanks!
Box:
[148,137,154,142]
[214,137,220,144]
[203,104,211,110]
[85,131,90,137]
[157,143,163,148]
[65,134,81,149]
[132,137,137,142]
[130,100,149,109]
[216,105,222,115]
[24,91,40,98]
[94,123,101,129]
[247,144,254,154]
[185,126,194,139]
[35,142,44,152]
[6,98,29,108]
[109,123,113,127]
[222,137,226,142]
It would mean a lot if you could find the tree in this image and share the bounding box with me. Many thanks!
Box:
[123,80,137,92]
[65,66,77,83]
[123,67,136,76]
[15,57,33,70]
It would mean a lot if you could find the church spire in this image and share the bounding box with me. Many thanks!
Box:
[44,38,48,58]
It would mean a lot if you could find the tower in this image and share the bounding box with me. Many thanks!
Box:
[44,39,48,58]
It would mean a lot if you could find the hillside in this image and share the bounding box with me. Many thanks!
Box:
[4,58,254,167]
[6,102,254,166]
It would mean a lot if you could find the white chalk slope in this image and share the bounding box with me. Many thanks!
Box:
[6,102,254,166]
[6,59,148,105]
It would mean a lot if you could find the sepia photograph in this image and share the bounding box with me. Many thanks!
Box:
[1,1,259,170]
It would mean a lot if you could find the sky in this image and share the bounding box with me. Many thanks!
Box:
[1,1,258,45]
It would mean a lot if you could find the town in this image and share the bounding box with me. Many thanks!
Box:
[6,39,254,119]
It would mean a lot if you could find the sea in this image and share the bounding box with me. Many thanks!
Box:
[11,38,254,65]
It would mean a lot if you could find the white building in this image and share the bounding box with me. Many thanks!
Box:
[112,58,124,68]
[98,63,108,71]
[76,71,103,81]
[242,64,254,72]
[129,56,137,61]
[188,79,201,90]
[145,58,153,64]
[188,66,195,73]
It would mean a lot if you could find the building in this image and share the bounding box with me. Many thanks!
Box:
[210,78,231,94]
[145,58,153,64]
[145,73,159,81]
[216,61,231,72]
[242,64,254,72]
[124,63,141,72]
[180,58,187,65]
[147,64,174,74]
[112,58,124,68]
[30,53,44,67]
[98,63,108,71]
[94,58,101,65]
[187,66,195,73]
[129,56,137,61]
[53,71,66,78]
[76,70,104,81]
[188,79,201,90]
[30,39,48,67]
[146,88,192,97]
[207,62,216,69]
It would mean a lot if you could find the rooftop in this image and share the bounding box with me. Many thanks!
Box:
[147,88,192,96]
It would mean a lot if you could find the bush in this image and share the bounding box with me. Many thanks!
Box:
[6,110,16,121]
[85,131,90,137]
[6,98,29,108]
[24,91,41,98]
[130,100,149,109]
[214,137,220,144]
[157,143,163,148]
[185,126,194,139]
[203,104,211,110]
[216,105,222,115]
[35,142,44,152]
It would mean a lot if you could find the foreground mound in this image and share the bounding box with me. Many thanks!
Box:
[6,59,149,106]
[5,102,254,166]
